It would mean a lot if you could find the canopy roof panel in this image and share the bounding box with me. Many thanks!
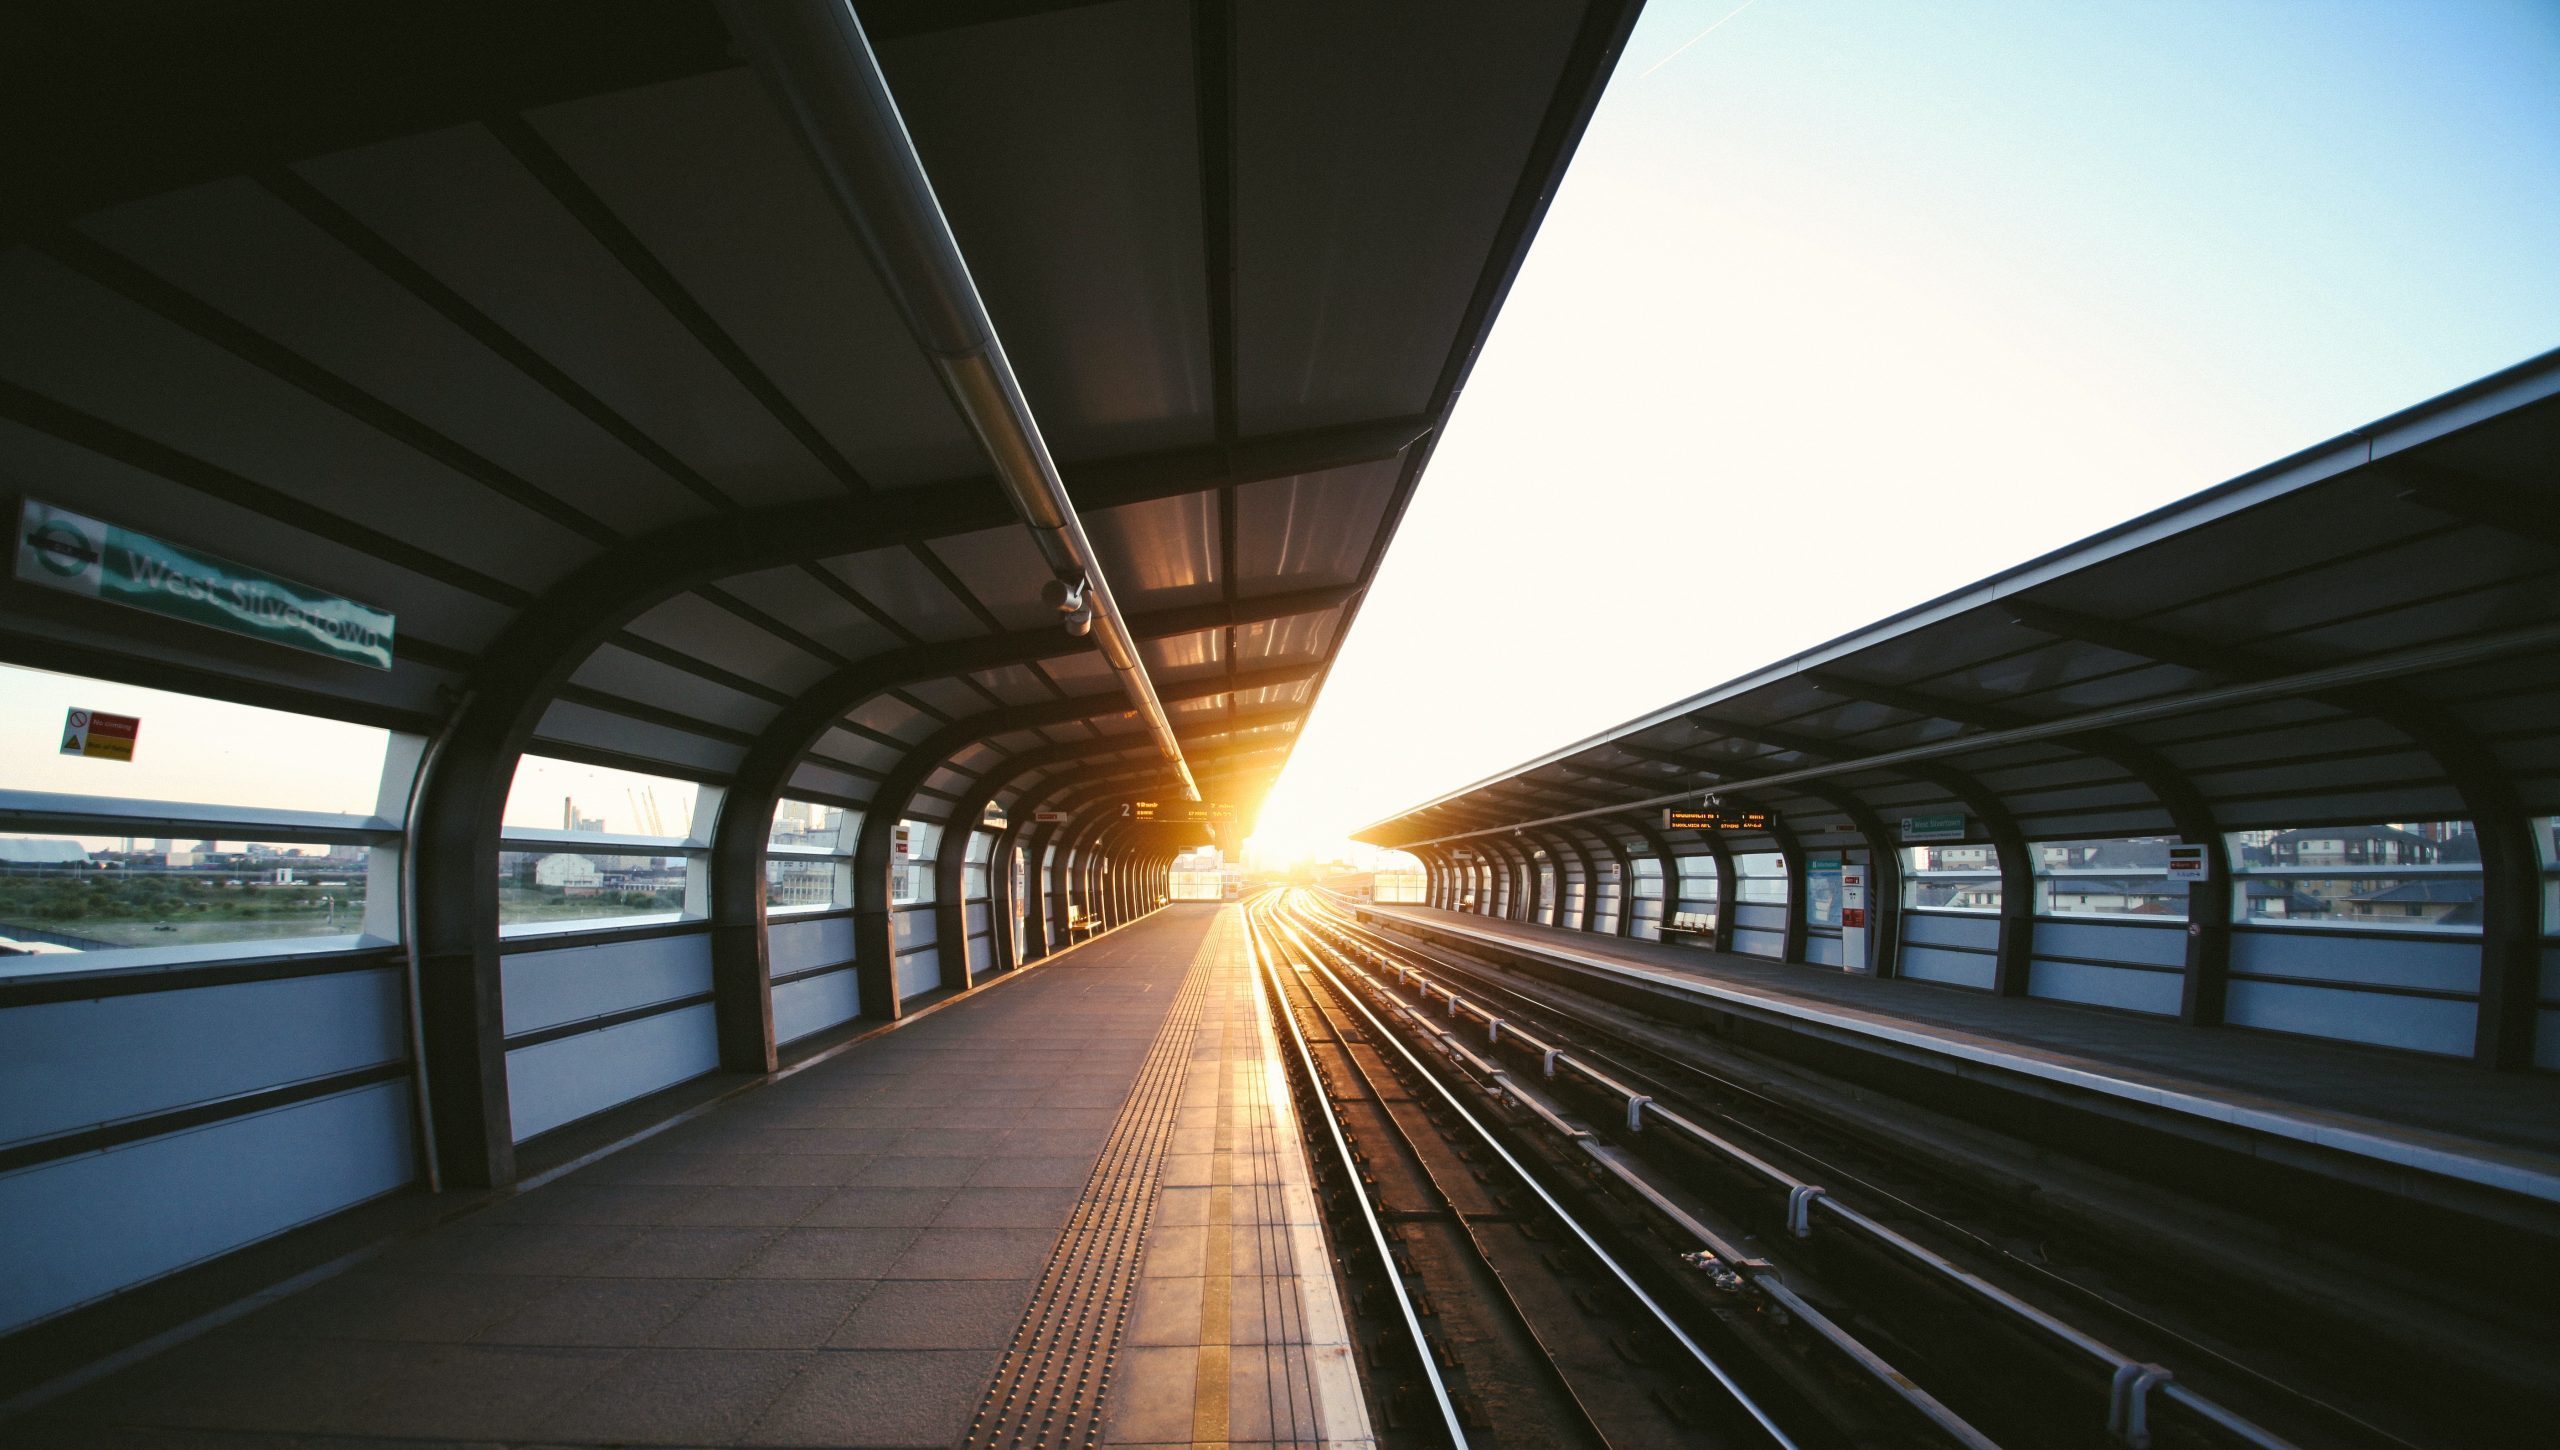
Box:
[1,0,1641,829]
[1360,353,2560,853]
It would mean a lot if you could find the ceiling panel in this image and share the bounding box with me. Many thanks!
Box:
[77,178,713,536]
[970,663,1061,707]
[297,123,844,507]
[527,67,979,491]
[1233,0,1583,433]
[1232,458,1399,596]
[0,249,584,591]
[821,545,982,643]
[887,0,1215,462]
[1085,491,1222,611]
[623,592,829,692]
[928,525,1060,631]
[712,564,905,662]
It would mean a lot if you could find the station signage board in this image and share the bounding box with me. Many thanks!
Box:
[1901,813,1966,841]
[16,499,397,670]
[1034,809,1070,824]
[1125,800,1236,824]
[1664,806,1771,832]
[2164,843,2210,881]
[60,707,140,762]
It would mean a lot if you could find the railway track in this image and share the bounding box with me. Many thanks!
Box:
[1250,891,1990,1448]
[1251,887,2374,1450]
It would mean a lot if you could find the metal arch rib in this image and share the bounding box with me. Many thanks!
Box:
[724,0,1200,801]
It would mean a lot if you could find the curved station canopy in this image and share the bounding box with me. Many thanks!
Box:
[0,0,1640,1191]
[6,0,1624,831]
[1359,352,2560,1070]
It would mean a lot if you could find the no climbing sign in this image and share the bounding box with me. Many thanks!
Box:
[60,707,141,763]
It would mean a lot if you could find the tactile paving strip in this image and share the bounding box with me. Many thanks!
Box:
[963,954,1215,1450]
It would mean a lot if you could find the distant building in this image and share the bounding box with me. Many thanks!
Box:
[2345,878,2483,928]
[2264,825,2438,868]
[534,854,603,892]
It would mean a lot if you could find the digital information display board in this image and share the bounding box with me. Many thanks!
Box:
[1125,800,1238,824]
[1664,806,1772,832]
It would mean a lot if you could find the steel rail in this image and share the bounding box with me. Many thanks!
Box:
[1274,899,1972,1445]
[1241,896,1467,1447]
[1261,895,1802,1448]
[1299,893,2305,1450]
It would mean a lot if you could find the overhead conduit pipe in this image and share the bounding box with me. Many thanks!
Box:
[723,0,1201,801]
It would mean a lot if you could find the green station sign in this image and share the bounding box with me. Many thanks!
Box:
[1901,813,1966,841]
[14,500,396,670]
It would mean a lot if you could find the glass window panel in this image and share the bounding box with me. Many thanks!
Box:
[500,850,688,930]
[770,798,857,853]
[503,754,701,840]
[1,663,399,816]
[1902,844,2001,912]
[2032,836,2190,919]
[1735,852,1788,903]
[2226,821,2482,933]
[764,855,847,911]
[1,832,371,956]
[892,820,939,904]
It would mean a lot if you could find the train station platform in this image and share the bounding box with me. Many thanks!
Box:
[8,906,1369,1450]
[1354,902,2560,1208]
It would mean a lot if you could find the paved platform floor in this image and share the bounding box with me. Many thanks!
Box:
[13,905,1367,1449]
[1365,903,2560,1173]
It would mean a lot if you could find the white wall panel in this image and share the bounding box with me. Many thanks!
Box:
[2028,960,2182,1015]
[0,969,404,1146]
[2033,919,2186,968]
[769,915,856,977]
[1901,946,1998,989]
[1902,912,2000,950]
[775,968,860,1045]
[2224,979,2474,1056]
[2229,931,2480,994]
[501,932,712,1037]
[894,947,943,999]
[1734,903,1787,932]
[0,1082,413,1335]
[506,1002,717,1141]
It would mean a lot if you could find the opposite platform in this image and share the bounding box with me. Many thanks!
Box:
[10,905,1366,1450]
[1359,901,2560,1206]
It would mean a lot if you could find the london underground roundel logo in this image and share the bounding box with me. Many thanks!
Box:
[30,518,101,580]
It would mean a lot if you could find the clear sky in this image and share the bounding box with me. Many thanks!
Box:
[1241,0,2560,868]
